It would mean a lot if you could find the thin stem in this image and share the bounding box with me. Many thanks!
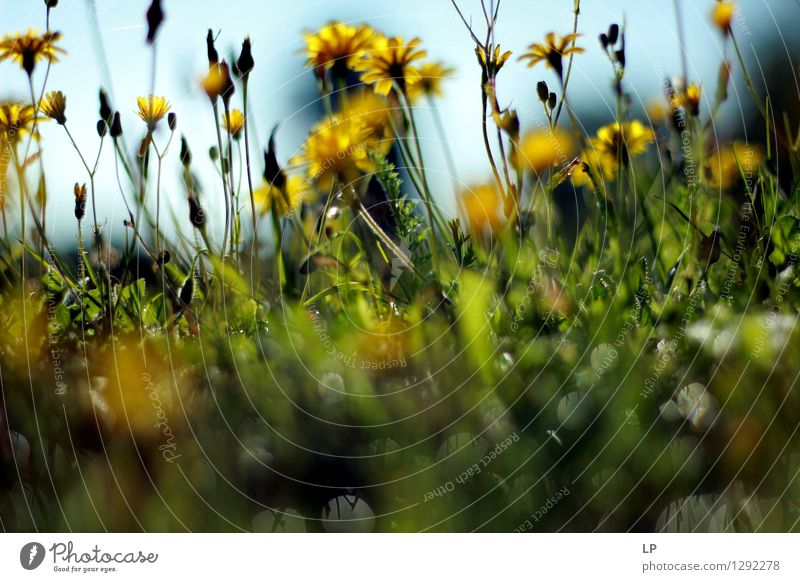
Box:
[242,80,260,293]
[554,0,581,127]
[211,100,231,257]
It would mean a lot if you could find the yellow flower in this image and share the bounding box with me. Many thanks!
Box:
[355,36,427,96]
[292,115,375,191]
[302,21,377,76]
[136,95,170,132]
[200,61,235,103]
[671,82,702,116]
[0,29,65,75]
[706,142,762,189]
[712,1,736,34]
[571,149,615,188]
[222,109,245,140]
[512,129,574,175]
[407,61,454,101]
[0,102,38,145]
[590,120,653,168]
[646,99,669,124]
[254,175,308,216]
[40,90,67,125]
[339,90,393,155]
[460,183,505,234]
[476,44,513,78]
[519,32,583,77]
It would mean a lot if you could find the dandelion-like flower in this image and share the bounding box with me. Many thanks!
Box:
[590,120,653,168]
[339,90,393,154]
[136,95,171,132]
[40,90,67,125]
[303,21,377,77]
[671,82,702,116]
[706,142,762,189]
[0,102,38,145]
[222,109,245,140]
[0,29,65,75]
[292,115,374,191]
[712,1,736,35]
[201,61,235,105]
[254,175,307,216]
[460,183,505,234]
[355,36,427,96]
[512,129,575,175]
[407,61,454,101]
[519,32,584,78]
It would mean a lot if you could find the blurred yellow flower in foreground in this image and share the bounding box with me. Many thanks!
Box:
[0,29,65,75]
[706,142,762,189]
[356,36,427,96]
[0,102,38,145]
[303,21,377,75]
[339,90,393,155]
[292,115,374,191]
[137,95,171,132]
[512,129,574,174]
[254,175,308,216]
[460,183,505,234]
[590,120,653,168]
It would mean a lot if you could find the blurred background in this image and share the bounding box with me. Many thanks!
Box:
[0,0,797,245]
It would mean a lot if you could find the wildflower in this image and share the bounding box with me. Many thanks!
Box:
[292,115,374,191]
[571,148,615,188]
[512,129,575,175]
[672,82,702,116]
[460,183,505,234]
[712,1,736,35]
[706,142,762,189]
[339,90,393,154]
[254,175,307,216]
[355,36,427,96]
[40,90,67,125]
[74,183,87,221]
[201,60,235,106]
[519,32,584,78]
[407,61,454,101]
[646,100,669,124]
[302,21,377,78]
[476,43,512,79]
[0,29,66,76]
[136,95,170,131]
[589,120,653,168]
[222,109,245,139]
[0,102,38,145]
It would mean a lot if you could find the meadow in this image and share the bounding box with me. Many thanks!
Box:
[1,0,800,532]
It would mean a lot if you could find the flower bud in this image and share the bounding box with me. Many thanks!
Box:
[74,183,87,221]
[547,92,557,111]
[536,81,549,102]
[98,88,113,124]
[145,0,164,45]
[180,136,192,167]
[188,196,206,229]
[168,112,177,131]
[209,146,219,161]
[96,119,107,137]
[607,23,620,45]
[110,111,123,137]
[236,37,254,78]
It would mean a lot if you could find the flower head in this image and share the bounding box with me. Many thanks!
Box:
[671,81,702,116]
[355,36,427,96]
[255,175,308,216]
[339,90,393,154]
[0,29,65,75]
[519,32,583,77]
[712,1,736,35]
[303,21,377,77]
[136,95,171,131]
[590,120,653,168]
[201,61,235,105]
[0,102,38,145]
[476,43,512,80]
[222,109,245,140]
[407,61,454,101]
[706,141,762,189]
[460,183,505,234]
[512,129,575,175]
[40,90,67,124]
[292,115,374,191]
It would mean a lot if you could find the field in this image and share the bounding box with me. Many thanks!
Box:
[1,0,800,532]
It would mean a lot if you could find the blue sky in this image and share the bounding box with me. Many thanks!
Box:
[0,0,796,243]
